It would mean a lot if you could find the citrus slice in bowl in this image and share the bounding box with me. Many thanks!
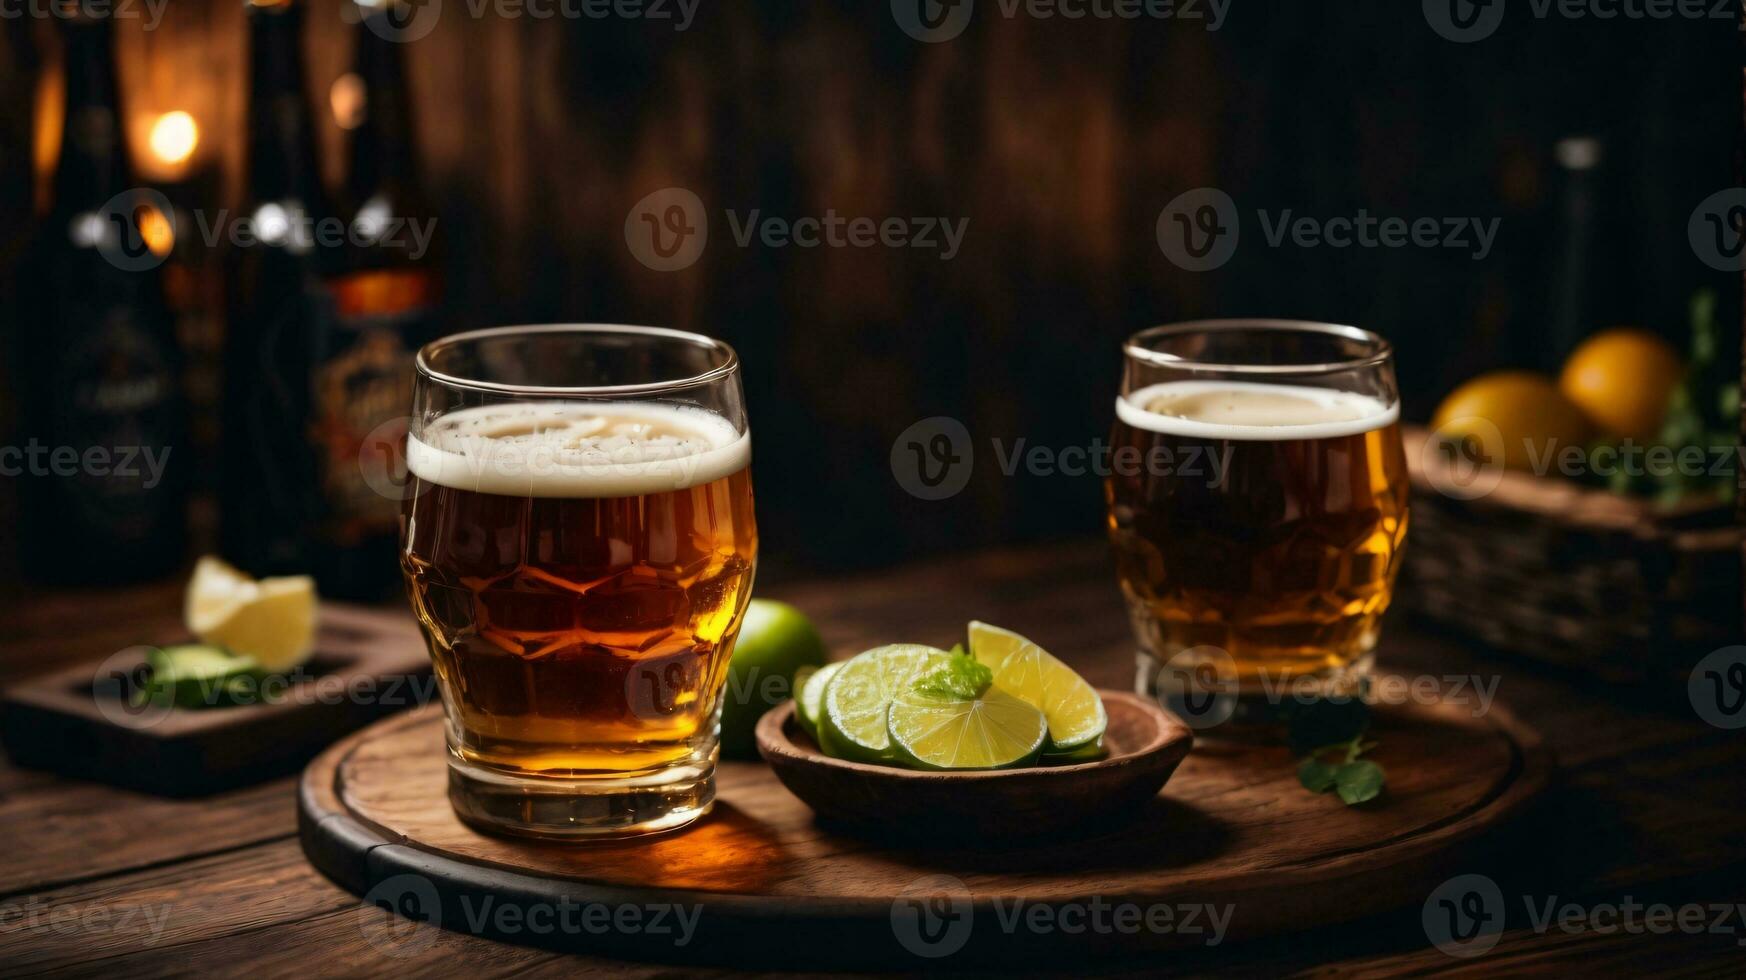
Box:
[820,644,952,762]
[795,661,843,741]
[887,686,1048,770]
[185,556,318,672]
[968,621,1106,752]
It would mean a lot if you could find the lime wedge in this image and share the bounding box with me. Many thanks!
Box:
[138,644,263,709]
[968,621,1107,751]
[795,661,843,741]
[888,687,1048,770]
[820,644,952,761]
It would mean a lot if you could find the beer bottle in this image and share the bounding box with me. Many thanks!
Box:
[14,12,187,584]
[313,0,443,599]
[220,0,332,577]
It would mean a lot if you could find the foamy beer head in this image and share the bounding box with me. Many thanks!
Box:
[1116,380,1398,440]
[406,402,751,498]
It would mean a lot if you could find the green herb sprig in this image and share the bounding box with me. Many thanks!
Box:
[1298,734,1385,805]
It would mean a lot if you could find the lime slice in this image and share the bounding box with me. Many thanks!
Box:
[795,661,843,741]
[1044,735,1106,763]
[138,644,263,708]
[814,717,853,759]
[185,556,318,671]
[888,687,1048,770]
[820,644,952,762]
[968,621,1106,751]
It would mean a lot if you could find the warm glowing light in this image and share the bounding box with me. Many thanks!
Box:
[148,111,199,167]
[138,204,175,257]
[331,73,366,130]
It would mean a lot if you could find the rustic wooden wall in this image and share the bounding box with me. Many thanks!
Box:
[1,1,1737,577]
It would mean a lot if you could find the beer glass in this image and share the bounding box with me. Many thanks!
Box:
[402,325,757,838]
[1105,320,1408,711]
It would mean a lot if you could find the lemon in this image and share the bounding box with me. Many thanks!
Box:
[184,556,317,671]
[185,556,256,635]
[1430,371,1592,472]
[967,621,1106,752]
[1559,328,1683,441]
[887,686,1048,770]
[820,645,953,762]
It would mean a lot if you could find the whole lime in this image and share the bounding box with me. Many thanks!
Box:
[719,599,828,759]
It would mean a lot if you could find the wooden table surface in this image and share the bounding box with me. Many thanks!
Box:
[2,539,1742,977]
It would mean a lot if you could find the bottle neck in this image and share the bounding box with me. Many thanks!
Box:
[347,13,420,205]
[51,19,131,211]
[245,3,327,214]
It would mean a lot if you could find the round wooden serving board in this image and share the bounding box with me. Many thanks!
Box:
[300,696,1551,967]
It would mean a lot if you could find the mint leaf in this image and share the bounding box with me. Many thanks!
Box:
[1298,757,1339,793]
[1297,731,1385,805]
[912,653,992,700]
[1335,760,1385,805]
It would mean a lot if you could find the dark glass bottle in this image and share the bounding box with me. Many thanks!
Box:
[220,0,332,578]
[1541,136,1605,369]
[313,0,443,599]
[14,14,186,584]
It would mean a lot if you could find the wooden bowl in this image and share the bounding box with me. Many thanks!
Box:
[755,689,1193,842]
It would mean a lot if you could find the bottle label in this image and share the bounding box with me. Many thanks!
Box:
[311,268,435,542]
[50,307,180,541]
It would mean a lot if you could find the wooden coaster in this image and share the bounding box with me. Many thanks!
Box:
[300,693,1550,967]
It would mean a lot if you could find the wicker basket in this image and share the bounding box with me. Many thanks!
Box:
[1398,426,1743,683]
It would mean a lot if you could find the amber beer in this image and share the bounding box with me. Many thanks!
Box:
[401,326,756,838]
[1106,323,1408,706]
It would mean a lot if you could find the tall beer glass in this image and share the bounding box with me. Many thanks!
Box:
[402,325,757,838]
[1105,321,1407,712]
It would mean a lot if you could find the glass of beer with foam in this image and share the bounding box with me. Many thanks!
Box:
[401,325,756,838]
[1106,320,1408,720]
